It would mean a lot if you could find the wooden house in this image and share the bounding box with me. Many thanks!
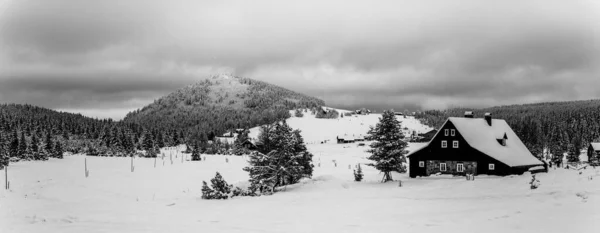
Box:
[407,112,543,178]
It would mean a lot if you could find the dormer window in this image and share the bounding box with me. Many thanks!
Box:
[451,129,455,136]
[496,138,506,146]
[496,133,508,146]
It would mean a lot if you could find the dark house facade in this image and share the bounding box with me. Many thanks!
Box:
[588,143,600,165]
[407,112,543,178]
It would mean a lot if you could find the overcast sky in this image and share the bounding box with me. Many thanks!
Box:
[1,0,599,120]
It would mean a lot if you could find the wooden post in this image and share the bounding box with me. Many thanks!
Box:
[154,156,157,168]
[5,165,7,190]
[131,156,134,172]
[85,157,89,178]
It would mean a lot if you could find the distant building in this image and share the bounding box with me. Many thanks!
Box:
[418,129,437,141]
[588,143,600,165]
[407,112,543,178]
[337,135,355,144]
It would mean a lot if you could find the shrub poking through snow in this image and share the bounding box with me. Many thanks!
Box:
[354,164,364,182]
[530,174,540,189]
[191,143,201,161]
[201,172,233,199]
[366,110,408,182]
[294,109,304,117]
[244,120,314,194]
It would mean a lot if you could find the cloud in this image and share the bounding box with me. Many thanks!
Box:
[0,0,598,119]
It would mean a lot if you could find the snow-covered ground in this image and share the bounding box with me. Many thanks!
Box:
[1,109,599,233]
[249,109,431,144]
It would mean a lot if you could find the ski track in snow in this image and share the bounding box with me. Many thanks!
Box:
[1,109,599,233]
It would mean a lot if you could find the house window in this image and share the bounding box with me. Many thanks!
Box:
[440,163,447,171]
[489,163,495,170]
[419,161,424,167]
[451,129,455,136]
[453,141,459,148]
[441,140,447,148]
[444,129,449,136]
[457,163,464,172]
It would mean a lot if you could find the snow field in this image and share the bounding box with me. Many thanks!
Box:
[1,108,599,232]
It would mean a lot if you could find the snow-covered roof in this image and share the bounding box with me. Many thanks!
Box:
[590,143,600,151]
[408,117,543,167]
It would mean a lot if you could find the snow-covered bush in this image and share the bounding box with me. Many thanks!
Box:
[529,174,540,189]
[353,164,364,182]
[201,172,233,200]
[294,109,304,117]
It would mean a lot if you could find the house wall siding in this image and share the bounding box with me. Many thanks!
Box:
[409,120,521,178]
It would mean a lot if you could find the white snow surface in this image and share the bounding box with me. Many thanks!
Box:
[249,109,430,144]
[1,109,599,233]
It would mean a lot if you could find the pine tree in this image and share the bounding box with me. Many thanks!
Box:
[142,131,154,151]
[191,143,201,161]
[0,133,8,168]
[233,129,250,155]
[201,181,214,199]
[201,172,233,199]
[9,129,19,158]
[243,121,313,193]
[354,164,364,182]
[18,131,27,159]
[44,133,54,157]
[366,110,408,182]
[54,140,64,159]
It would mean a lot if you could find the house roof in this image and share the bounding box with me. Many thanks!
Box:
[408,117,542,167]
[590,143,600,151]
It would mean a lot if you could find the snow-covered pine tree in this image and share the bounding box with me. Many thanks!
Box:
[54,140,64,159]
[44,133,54,158]
[210,172,232,199]
[191,143,201,161]
[18,132,27,160]
[354,164,364,182]
[243,121,313,194]
[366,110,408,182]
[201,181,215,199]
[233,129,250,155]
[0,133,8,169]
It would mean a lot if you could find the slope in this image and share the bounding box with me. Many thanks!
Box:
[123,74,325,140]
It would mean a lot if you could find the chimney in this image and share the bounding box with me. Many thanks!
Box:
[464,111,474,118]
[484,112,492,126]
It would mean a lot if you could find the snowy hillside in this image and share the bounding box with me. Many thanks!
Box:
[249,108,432,144]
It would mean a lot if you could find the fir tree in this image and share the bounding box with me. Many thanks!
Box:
[201,181,214,199]
[201,172,233,199]
[44,133,54,157]
[233,129,250,155]
[9,129,19,158]
[366,110,408,182]
[142,131,154,151]
[54,140,64,159]
[243,121,313,193]
[18,131,27,159]
[191,143,201,161]
[354,164,364,182]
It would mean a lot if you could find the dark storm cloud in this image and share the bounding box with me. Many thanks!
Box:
[0,0,598,119]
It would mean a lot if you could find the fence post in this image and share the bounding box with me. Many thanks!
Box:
[5,165,7,190]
